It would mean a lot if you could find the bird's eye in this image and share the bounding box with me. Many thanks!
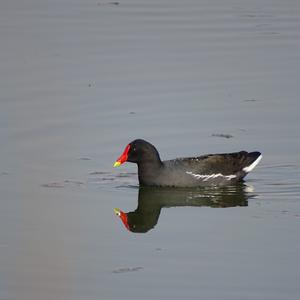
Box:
[132,147,136,152]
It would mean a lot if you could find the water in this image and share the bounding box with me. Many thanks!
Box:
[1,0,300,299]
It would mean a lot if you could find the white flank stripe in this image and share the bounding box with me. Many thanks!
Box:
[243,154,262,173]
[186,171,237,181]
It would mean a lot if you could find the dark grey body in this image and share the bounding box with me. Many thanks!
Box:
[137,151,261,187]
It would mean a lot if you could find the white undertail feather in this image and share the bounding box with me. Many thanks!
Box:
[243,154,262,173]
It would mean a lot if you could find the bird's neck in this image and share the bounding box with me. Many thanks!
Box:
[137,160,163,186]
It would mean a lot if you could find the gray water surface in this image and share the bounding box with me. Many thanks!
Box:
[1,0,300,299]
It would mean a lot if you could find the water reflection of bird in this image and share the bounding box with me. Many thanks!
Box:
[114,184,254,233]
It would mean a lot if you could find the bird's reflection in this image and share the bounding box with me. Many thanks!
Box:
[114,184,254,233]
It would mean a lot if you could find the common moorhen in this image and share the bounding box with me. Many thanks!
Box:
[114,139,262,187]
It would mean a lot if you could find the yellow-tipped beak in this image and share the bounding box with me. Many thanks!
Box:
[113,161,121,167]
[114,208,121,216]
[114,144,130,168]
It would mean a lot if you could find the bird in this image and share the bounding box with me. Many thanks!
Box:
[113,139,262,187]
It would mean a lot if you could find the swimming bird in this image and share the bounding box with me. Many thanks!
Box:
[113,139,262,187]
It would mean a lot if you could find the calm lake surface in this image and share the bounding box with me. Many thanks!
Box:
[1,0,300,299]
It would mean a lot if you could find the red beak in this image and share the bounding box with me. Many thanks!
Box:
[114,208,130,231]
[113,144,130,167]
